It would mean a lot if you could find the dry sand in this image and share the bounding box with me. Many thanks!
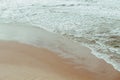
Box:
[0,41,120,80]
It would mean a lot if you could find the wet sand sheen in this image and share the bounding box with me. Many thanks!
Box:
[0,41,120,80]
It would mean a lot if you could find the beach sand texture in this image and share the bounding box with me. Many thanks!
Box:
[0,41,120,80]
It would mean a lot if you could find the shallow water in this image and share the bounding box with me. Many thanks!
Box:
[0,24,98,72]
[0,0,120,71]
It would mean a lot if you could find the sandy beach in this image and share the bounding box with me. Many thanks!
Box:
[0,0,120,79]
[0,24,120,80]
[0,41,120,80]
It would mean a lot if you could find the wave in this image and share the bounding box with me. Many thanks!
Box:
[0,0,120,71]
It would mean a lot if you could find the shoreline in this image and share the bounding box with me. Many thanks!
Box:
[0,23,120,80]
[0,41,120,80]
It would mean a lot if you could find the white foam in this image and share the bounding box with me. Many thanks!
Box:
[84,44,120,71]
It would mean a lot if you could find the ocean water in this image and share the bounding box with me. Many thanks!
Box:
[0,0,120,71]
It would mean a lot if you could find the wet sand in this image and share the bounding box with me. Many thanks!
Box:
[0,41,120,80]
